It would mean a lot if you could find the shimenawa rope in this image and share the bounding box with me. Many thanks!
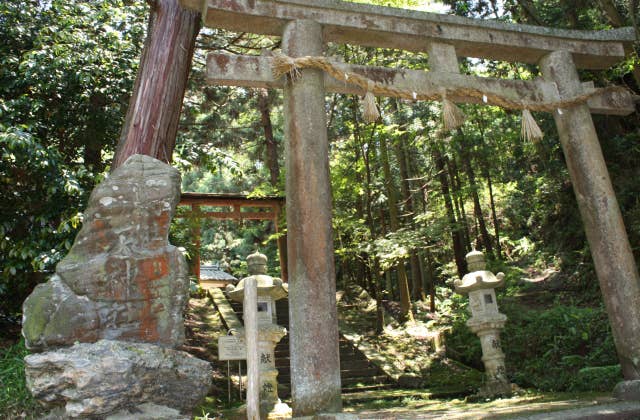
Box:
[272,52,628,139]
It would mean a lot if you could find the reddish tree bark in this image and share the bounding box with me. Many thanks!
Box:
[112,0,200,169]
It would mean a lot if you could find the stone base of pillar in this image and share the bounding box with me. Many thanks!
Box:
[614,380,640,401]
[476,380,513,398]
[266,400,292,419]
[294,414,358,420]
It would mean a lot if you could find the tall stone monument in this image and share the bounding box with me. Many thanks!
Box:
[454,250,511,397]
[21,155,212,418]
[226,251,291,418]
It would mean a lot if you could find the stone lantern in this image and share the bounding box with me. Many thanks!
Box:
[454,250,511,396]
[226,251,290,417]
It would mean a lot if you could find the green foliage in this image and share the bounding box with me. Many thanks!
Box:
[0,340,42,419]
[570,365,622,392]
[441,294,483,368]
[446,299,620,392]
[0,128,89,315]
[0,0,146,314]
[0,0,147,169]
[502,303,619,391]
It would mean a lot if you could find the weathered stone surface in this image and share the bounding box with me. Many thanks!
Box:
[454,250,510,397]
[183,0,634,68]
[614,380,640,401]
[541,51,640,380]
[283,19,343,416]
[105,403,189,420]
[25,340,212,418]
[22,155,188,350]
[206,53,634,116]
[22,275,100,349]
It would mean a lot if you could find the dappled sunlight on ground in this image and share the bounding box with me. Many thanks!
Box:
[337,285,482,391]
[349,391,619,418]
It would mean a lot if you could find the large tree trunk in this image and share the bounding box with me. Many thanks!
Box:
[112,0,200,169]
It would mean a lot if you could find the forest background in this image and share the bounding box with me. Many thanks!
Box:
[2,0,640,410]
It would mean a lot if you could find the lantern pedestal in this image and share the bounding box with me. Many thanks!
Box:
[227,252,291,418]
[454,251,511,397]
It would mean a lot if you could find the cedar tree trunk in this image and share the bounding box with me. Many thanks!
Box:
[112,0,200,169]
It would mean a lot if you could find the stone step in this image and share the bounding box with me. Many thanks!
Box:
[219,290,395,394]
[341,383,396,393]
[341,387,473,403]
[276,337,352,346]
[274,347,359,358]
[275,359,380,374]
[277,366,382,379]
[340,375,391,386]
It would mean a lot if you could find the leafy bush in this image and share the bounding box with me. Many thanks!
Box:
[502,303,618,391]
[0,0,147,319]
[445,299,619,392]
[0,128,90,315]
[441,294,483,370]
[568,365,622,392]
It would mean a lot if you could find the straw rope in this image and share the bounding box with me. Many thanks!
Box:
[271,52,628,113]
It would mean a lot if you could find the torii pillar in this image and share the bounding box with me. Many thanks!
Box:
[540,51,640,380]
[282,19,342,415]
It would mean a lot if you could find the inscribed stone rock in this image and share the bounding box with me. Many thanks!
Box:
[22,154,188,350]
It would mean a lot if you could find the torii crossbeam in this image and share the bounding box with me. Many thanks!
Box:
[180,0,640,416]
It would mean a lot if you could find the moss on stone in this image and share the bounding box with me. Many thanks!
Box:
[22,281,55,346]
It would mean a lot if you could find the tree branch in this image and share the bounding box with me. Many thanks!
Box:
[599,0,626,26]
[516,0,544,25]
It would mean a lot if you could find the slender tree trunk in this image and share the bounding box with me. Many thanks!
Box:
[393,134,424,300]
[257,88,288,281]
[474,112,502,257]
[377,206,395,297]
[433,147,467,277]
[379,134,414,321]
[423,251,436,312]
[112,0,200,169]
[373,259,385,334]
[458,135,493,256]
[352,97,386,330]
[484,165,502,258]
[516,0,544,24]
[447,157,471,252]
[598,0,625,26]
[257,88,280,186]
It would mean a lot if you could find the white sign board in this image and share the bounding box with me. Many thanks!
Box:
[218,335,247,361]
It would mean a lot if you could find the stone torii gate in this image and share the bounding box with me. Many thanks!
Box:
[179,0,640,415]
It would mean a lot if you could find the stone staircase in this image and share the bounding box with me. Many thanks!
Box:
[225,293,394,397]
